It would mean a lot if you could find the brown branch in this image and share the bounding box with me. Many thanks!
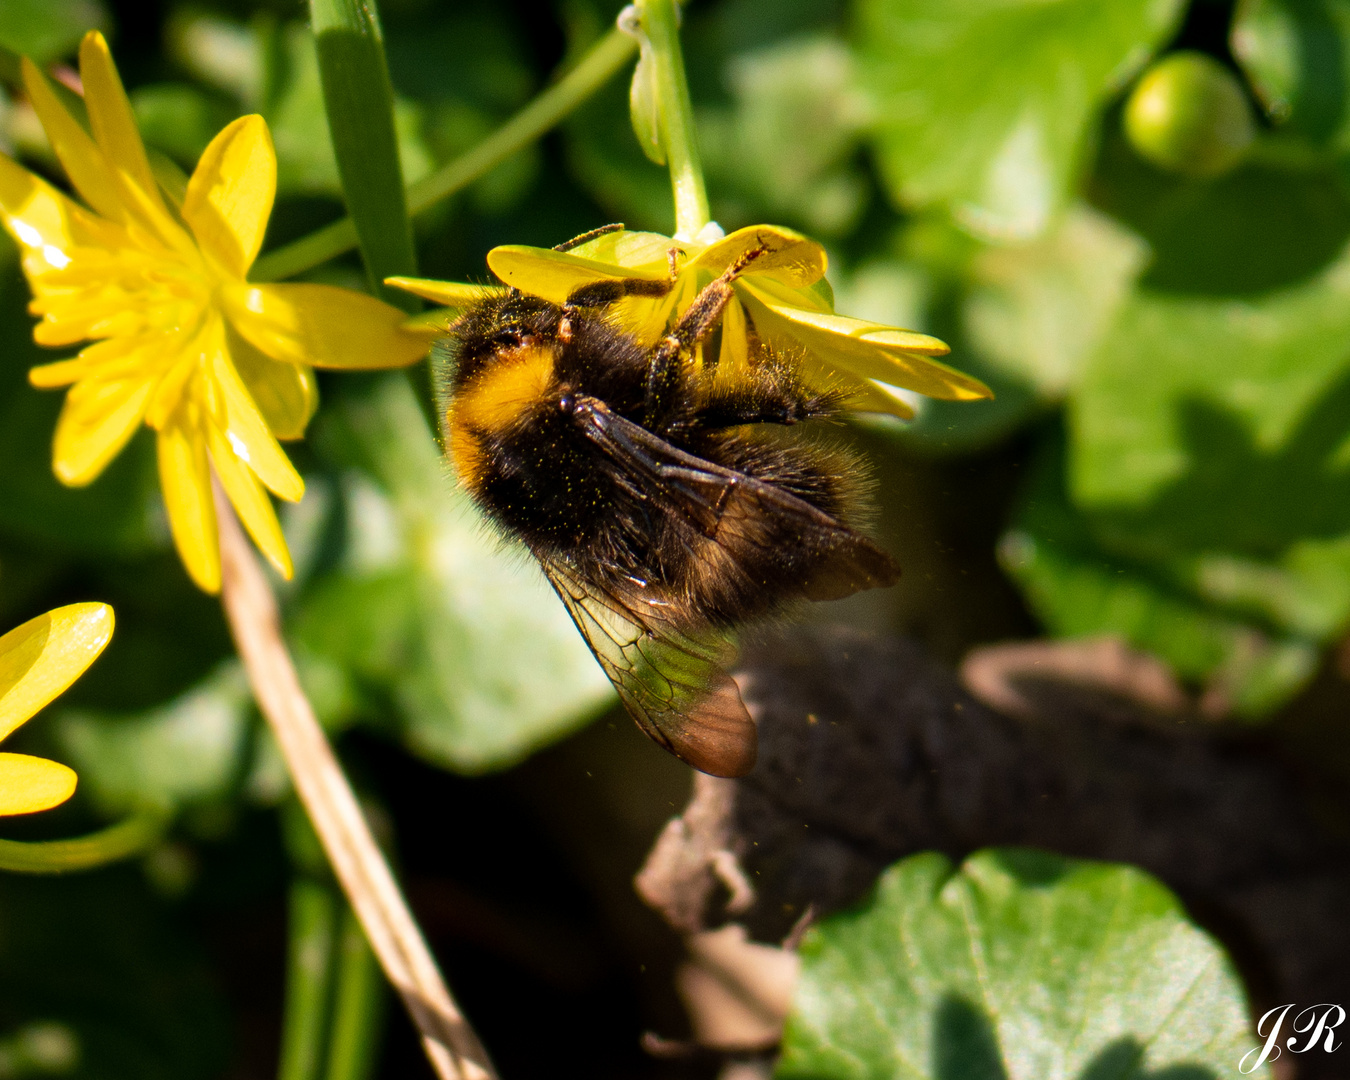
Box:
[213,483,498,1080]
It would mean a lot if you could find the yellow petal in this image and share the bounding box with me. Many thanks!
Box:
[206,423,293,580]
[741,272,833,314]
[740,283,991,402]
[21,57,127,224]
[384,277,505,308]
[52,374,154,486]
[210,345,304,500]
[30,334,146,390]
[29,358,88,388]
[222,282,432,369]
[183,115,276,278]
[0,154,80,278]
[0,602,113,742]
[227,323,317,440]
[157,412,220,593]
[835,374,917,420]
[78,32,163,214]
[486,245,670,306]
[716,294,750,373]
[686,224,827,289]
[146,357,199,433]
[400,308,459,334]
[563,228,678,269]
[0,754,78,815]
[114,162,198,257]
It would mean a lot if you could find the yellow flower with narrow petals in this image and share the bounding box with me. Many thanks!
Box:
[0,603,113,817]
[0,33,433,593]
[389,223,990,417]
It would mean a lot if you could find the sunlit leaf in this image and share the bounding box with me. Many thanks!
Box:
[855,0,1185,239]
[701,35,869,236]
[779,849,1268,1080]
[964,204,1148,397]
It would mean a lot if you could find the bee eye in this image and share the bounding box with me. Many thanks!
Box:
[493,329,527,348]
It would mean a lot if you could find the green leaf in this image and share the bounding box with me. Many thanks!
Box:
[0,867,230,1080]
[1071,242,1350,642]
[1090,123,1350,295]
[54,664,253,815]
[778,849,1268,1080]
[1232,0,1350,144]
[293,375,612,774]
[1002,440,1318,716]
[308,0,416,305]
[700,35,870,236]
[855,0,1185,239]
[0,0,107,64]
[964,204,1148,397]
[262,21,434,207]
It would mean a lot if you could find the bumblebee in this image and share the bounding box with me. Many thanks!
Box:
[440,225,899,777]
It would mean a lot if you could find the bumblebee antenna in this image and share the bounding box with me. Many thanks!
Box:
[554,223,625,252]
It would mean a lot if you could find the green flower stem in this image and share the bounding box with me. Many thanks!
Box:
[251,27,637,284]
[324,906,385,1080]
[279,879,340,1080]
[0,807,168,874]
[635,0,709,239]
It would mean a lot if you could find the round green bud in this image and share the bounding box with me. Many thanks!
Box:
[1124,51,1257,179]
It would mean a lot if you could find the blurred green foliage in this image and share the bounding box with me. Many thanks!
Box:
[0,868,230,1079]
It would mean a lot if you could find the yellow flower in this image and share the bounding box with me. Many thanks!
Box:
[388,223,990,417]
[0,33,433,593]
[0,603,113,816]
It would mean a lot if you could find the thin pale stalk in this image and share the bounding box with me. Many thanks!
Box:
[0,808,167,873]
[251,27,637,283]
[213,482,497,1080]
[635,0,708,239]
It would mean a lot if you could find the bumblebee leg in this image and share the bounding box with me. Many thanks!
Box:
[643,245,768,423]
[684,382,843,431]
[558,276,673,343]
[563,276,672,308]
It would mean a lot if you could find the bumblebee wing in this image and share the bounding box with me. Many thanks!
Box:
[573,395,899,602]
[538,555,756,778]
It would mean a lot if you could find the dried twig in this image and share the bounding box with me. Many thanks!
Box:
[214,484,497,1080]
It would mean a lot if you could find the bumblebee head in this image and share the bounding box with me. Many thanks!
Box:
[448,292,562,388]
